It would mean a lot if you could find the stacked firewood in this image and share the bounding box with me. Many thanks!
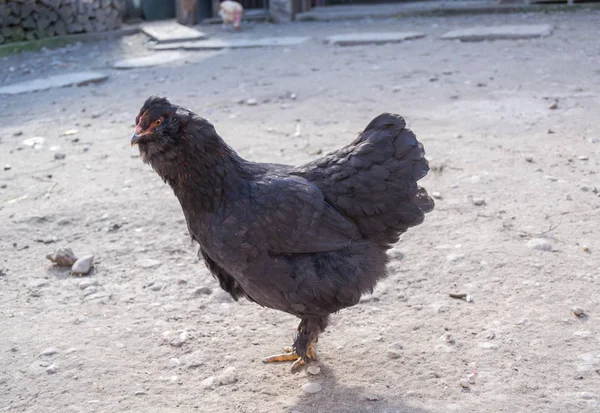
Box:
[0,0,125,44]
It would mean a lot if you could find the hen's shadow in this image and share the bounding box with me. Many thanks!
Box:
[290,365,433,413]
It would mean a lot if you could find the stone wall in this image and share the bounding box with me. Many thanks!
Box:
[0,0,125,45]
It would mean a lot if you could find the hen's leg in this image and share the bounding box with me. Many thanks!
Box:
[263,317,328,372]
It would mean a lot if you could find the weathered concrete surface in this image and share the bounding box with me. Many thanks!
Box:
[0,72,108,95]
[296,1,599,21]
[441,24,553,41]
[152,36,310,51]
[113,51,186,69]
[141,21,207,44]
[325,32,425,46]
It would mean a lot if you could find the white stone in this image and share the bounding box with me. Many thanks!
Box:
[113,52,185,69]
[301,382,322,394]
[71,254,94,275]
[478,342,498,350]
[141,21,207,43]
[526,238,552,252]
[441,25,553,42]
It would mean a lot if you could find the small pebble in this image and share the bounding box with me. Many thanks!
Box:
[46,248,77,266]
[54,153,66,160]
[200,376,215,389]
[3,164,11,171]
[364,393,379,401]
[46,364,59,374]
[573,307,585,317]
[13,131,23,136]
[134,391,147,396]
[301,382,322,394]
[83,286,98,296]
[193,287,212,296]
[446,253,465,263]
[387,341,403,359]
[41,347,58,356]
[565,194,572,201]
[526,238,552,252]
[432,191,442,199]
[307,365,321,375]
[472,198,486,206]
[62,129,79,136]
[150,283,165,291]
[544,175,559,182]
[468,373,477,384]
[246,98,258,106]
[78,280,98,290]
[22,136,45,148]
[478,342,498,350]
[217,367,238,385]
[459,379,470,389]
[440,333,455,344]
[578,156,589,161]
[71,254,94,275]
[524,155,534,163]
[581,392,595,400]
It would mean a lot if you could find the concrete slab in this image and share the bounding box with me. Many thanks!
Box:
[152,36,310,51]
[441,24,553,41]
[325,32,425,46]
[113,51,186,69]
[0,72,108,95]
[141,21,207,44]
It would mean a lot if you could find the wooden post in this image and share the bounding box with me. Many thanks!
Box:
[176,0,198,25]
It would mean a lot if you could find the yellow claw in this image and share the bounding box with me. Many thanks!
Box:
[262,343,317,373]
[263,352,301,363]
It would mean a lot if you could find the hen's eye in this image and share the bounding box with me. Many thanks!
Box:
[154,119,162,126]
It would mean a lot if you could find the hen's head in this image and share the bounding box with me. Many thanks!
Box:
[131,96,184,164]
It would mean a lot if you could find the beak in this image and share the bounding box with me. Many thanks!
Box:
[131,132,149,147]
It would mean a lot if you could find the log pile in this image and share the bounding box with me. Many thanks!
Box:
[0,0,125,44]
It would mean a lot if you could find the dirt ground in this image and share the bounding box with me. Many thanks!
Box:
[1,10,599,413]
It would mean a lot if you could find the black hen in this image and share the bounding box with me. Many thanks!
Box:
[131,96,434,371]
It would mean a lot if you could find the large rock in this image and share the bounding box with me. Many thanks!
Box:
[441,24,553,42]
[54,20,67,36]
[141,21,207,44]
[67,22,84,33]
[22,16,36,30]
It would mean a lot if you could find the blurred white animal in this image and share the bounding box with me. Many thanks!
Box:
[219,0,243,31]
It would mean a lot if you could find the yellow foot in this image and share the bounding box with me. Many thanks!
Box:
[262,344,316,373]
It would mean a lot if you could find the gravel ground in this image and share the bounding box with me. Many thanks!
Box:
[1,10,599,413]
